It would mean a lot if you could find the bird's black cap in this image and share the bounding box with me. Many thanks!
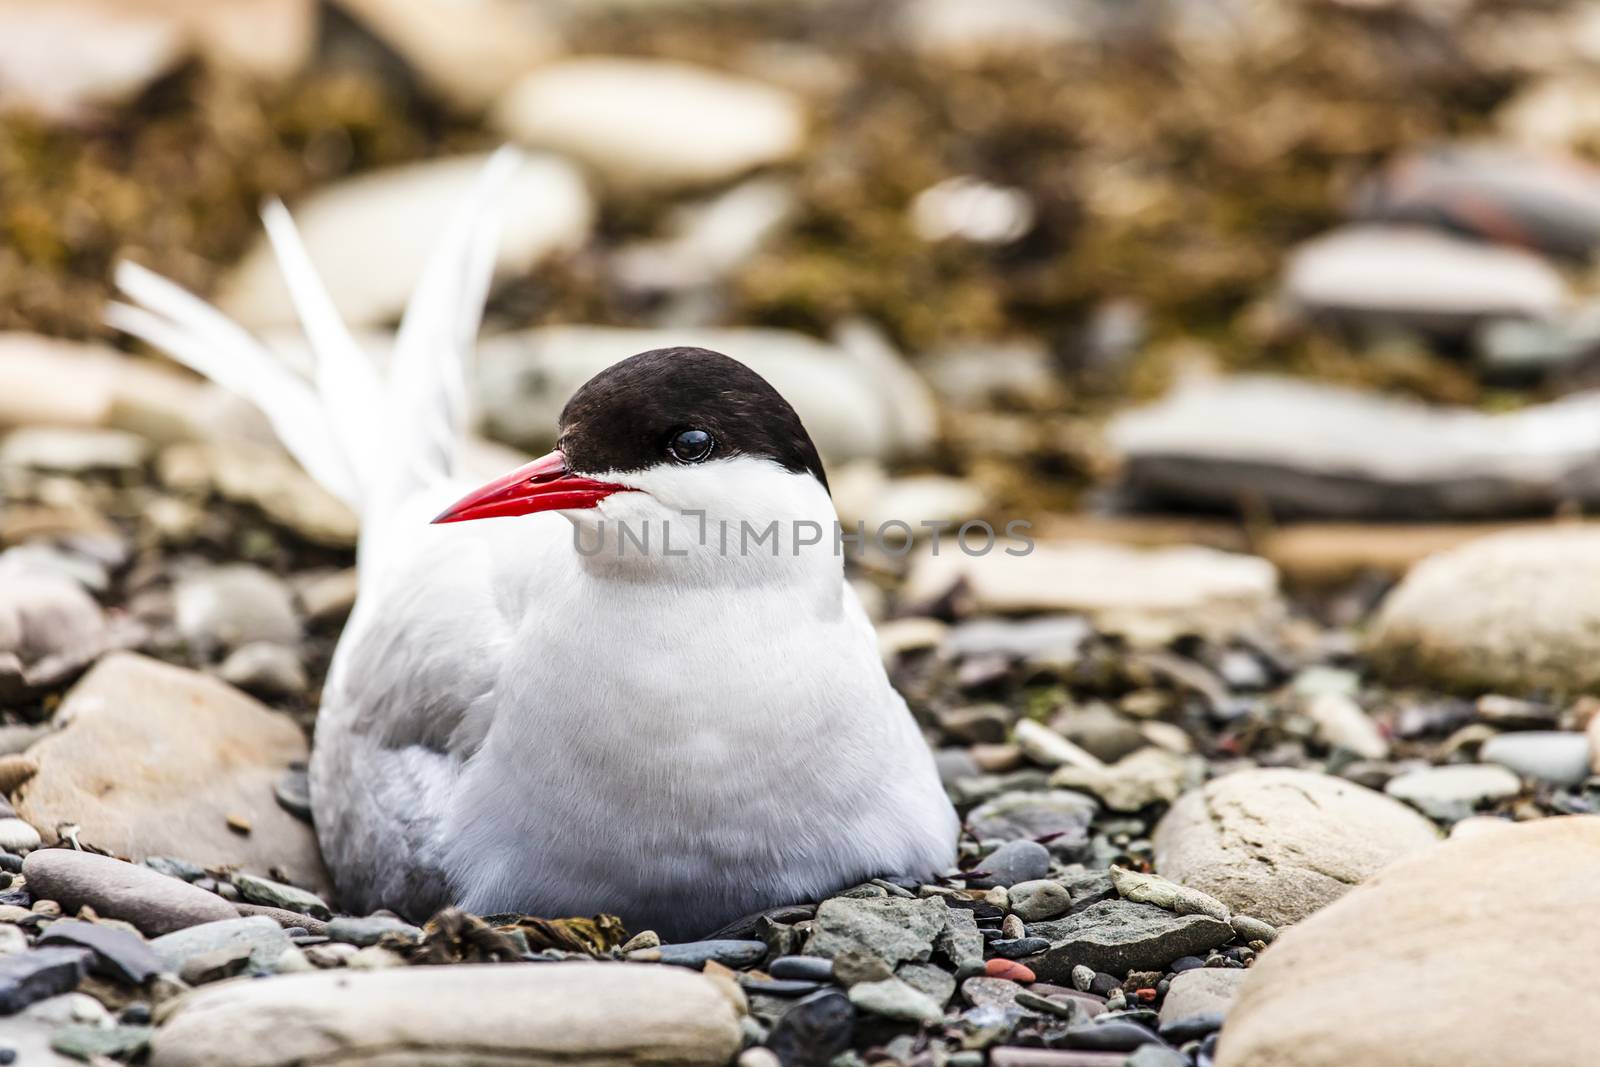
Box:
[558,347,829,493]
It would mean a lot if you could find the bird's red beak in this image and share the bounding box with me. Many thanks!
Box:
[431,450,631,524]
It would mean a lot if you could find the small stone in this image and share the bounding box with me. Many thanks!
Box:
[1025,901,1233,979]
[22,851,236,936]
[985,959,1035,983]
[1008,880,1072,922]
[966,791,1096,851]
[740,1049,782,1067]
[231,875,329,920]
[1015,720,1104,771]
[768,956,834,983]
[0,820,39,854]
[848,976,943,1024]
[1304,692,1390,759]
[50,1021,152,1060]
[150,916,290,974]
[0,946,92,1013]
[989,1050,1127,1067]
[1158,1011,1224,1044]
[1051,749,1189,813]
[1071,965,1095,992]
[991,937,1051,959]
[0,757,37,795]
[174,565,299,658]
[830,949,894,987]
[970,840,1051,888]
[1384,764,1523,822]
[805,897,949,967]
[37,919,160,984]
[1158,967,1246,1027]
[767,989,854,1067]
[326,916,422,948]
[179,941,255,985]
[1109,867,1229,921]
[218,642,307,699]
[1002,914,1026,940]
[619,930,660,952]
[1479,731,1591,787]
[1063,1019,1163,1052]
[644,940,767,970]
[896,961,956,1007]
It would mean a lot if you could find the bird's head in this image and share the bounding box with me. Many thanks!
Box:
[433,347,836,571]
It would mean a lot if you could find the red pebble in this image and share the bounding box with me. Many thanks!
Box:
[1135,988,1157,1003]
[985,959,1035,983]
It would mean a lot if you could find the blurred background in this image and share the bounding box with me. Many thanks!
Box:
[7,0,1600,711]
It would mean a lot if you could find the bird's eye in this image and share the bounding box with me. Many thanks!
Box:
[667,428,714,463]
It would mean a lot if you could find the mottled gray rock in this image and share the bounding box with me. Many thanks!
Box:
[848,976,943,1024]
[1111,376,1600,520]
[1152,769,1439,925]
[970,840,1051,888]
[147,962,746,1067]
[896,962,956,1007]
[1159,968,1246,1027]
[1370,529,1600,693]
[22,850,236,936]
[151,917,291,973]
[232,875,329,920]
[936,906,983,969]
[1008,880,1072,922]
[805,897,950,967]
[1024,901,1233,978]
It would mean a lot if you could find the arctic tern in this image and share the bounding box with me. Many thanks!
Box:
[107,149,959,939]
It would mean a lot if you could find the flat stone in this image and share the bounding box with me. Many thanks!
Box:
[1158,968,1246,1027]
[767,956,835,983]
[151,917,291,973]
[232,875,329,920]
[1008,880,1073,922]
[36,919,161,984]
[1152,769,1439,925]
[848,976,943,1024]
[1217,816,1600,1067]
[180,941,255,985]
[146,962,746,1067]
[0,946,92,1014]
[16,654,326,890]
[476,324,936,465]
[805,897,950,968]
[1024,901,1233,979]
[22,851,236,936]
[492,57,805,190]
[1108,867,1229,921]
[218,153,592,329]
[1051,748,1190,812]
[767,989,853,1067]
[1282,224,1565,334]
[907,540,1280,647]
[1384,764,1523,822]
[1110,377,1600,520]
[642,940,768,970]
[966,790,1097,851]
[325,916,422,948]
[1480,731,1591,786]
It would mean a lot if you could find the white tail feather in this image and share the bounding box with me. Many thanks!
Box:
[107,150,522,528]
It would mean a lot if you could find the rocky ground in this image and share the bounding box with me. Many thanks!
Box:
[7,0,1600,1065]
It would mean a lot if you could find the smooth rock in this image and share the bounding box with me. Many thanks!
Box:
[805,897,949,968]
[0,568,111,703]
[1159,968,1246,1027]
[989,1051,1125,1067]
[476,324,936,464]
[646,940,767,970]
[174,565,299,657]
[767,989,853,1067]
[493,57,805,189]
[970,840,1051,888]
[0,946,92,1014]
[325,916,421,948]
[1153,769,1438,925]
[217,643,307,700]
[1217,816,1600,1067]
[1304,692,1389,760]
[1051,748,1189,813]
[232,875,329,920]
[1370,528,1600,694]
[907,541,1280,646]
[20,654,323,887]
[0,818,39,853]
[218,153,592,329]
[1282,225,1565,336]
[1007,880,1072,923]
[767,956,835,983]
[1383,764,1523,822]
[1109,867,1229,921]
[1062,1019,1163,1052]
[1015,720,1103,771]
[1119,373,1600,519]
[22,851,236,936]
[1479,731,1591,786]
[1050,705,1146,764]
[147,962,746,1067]
[1024,901,1233,978]
[151,917,291,973]
[37,919,161,984]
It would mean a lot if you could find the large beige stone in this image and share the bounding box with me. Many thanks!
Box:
[16,653,325,890]
[1218,816,1600,1067]
[149,962,746,1067]
[1368,527,1600,694]
[1153,769,1438,925]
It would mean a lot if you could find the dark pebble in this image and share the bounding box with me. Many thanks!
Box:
[38,920,162,985]
[0,854,19,874]
[0,947,93,1014]
[0,1047,12,1065]
[1088,973,1121,997]
[768,956,835,982]
[0,888,28,909]
[649,939,767,970]
[1159,1011,1225,1044]
[969,840,1051,888]
[992,937,1052,960]
[121,1002,153,1025]
[768,989,855,1067]
[1063,1020,1164,1053]
[275,765,313,822]
[1168,956,1204,973]
[705,904,815,941]
[740,977,822,997]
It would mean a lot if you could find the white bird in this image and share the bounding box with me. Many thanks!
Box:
[107,150,959,940]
